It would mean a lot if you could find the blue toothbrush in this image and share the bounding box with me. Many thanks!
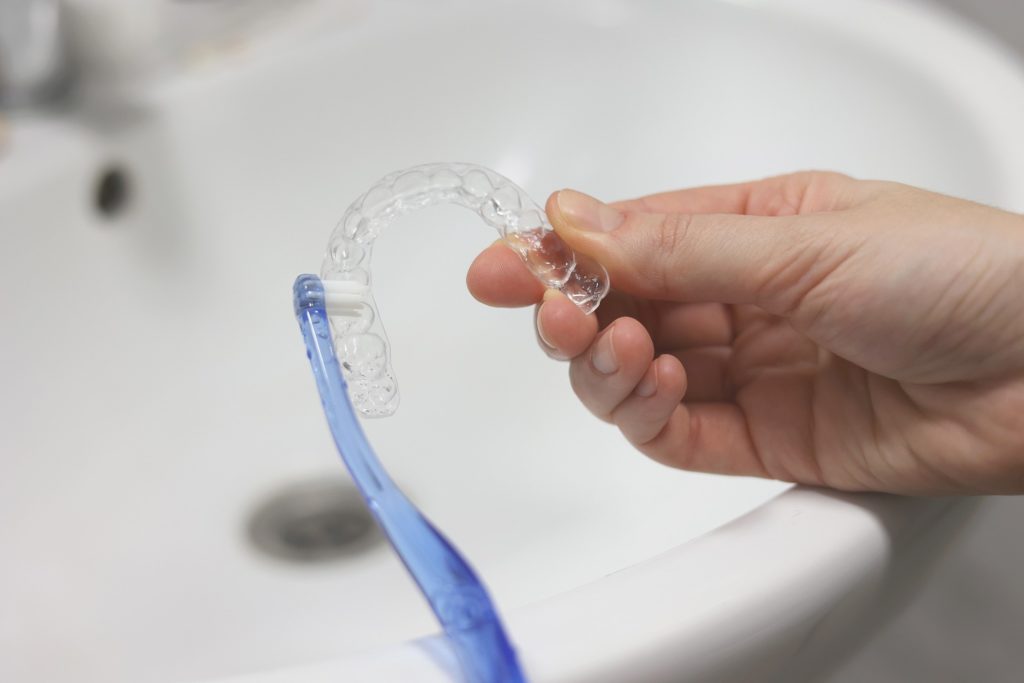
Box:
[293,274,526,683]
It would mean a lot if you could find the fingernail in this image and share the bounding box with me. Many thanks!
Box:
[536,304,555,349]
[591,327,618,374]
[536,291,563,350]
[556,189,624,233]
[635,364,658,398]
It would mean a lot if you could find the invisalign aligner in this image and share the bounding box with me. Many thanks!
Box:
[320,163,610,418]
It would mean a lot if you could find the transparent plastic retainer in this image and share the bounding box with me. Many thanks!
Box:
[320,163,610,417]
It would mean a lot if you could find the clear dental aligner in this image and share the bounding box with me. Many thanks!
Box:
[320,163,610,418]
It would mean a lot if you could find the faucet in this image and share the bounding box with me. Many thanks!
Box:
[0,0,69,107]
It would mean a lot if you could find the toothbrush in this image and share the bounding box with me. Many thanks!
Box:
[293,274,526,683]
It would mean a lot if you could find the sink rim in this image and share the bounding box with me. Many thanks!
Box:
[222,489,965,683]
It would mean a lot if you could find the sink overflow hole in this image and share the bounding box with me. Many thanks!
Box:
[94,165,130,218]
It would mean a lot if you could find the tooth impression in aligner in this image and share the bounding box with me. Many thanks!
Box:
[320,163,611,418]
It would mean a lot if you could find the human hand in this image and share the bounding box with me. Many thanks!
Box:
[466,172,1024,494]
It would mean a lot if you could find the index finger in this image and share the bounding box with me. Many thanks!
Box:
[466,241,546,307]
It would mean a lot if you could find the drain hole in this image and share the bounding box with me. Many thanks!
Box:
[248,477,382,564]
[94,165,130,218]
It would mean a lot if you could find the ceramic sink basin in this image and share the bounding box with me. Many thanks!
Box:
[3,0,1023,681]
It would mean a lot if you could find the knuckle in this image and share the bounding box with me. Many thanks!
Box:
[761,170,855,215]
[612,210,694,297]
[751,220,850,317]
[643,212,694,296]
[799,171,856,211]
[657,212,692,255]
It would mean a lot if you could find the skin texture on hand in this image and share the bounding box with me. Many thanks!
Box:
[466,172,1024,495]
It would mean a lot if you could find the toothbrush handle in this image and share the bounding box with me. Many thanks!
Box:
[294,274,526,683]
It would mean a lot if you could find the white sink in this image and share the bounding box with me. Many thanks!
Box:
[3,1,1023,681]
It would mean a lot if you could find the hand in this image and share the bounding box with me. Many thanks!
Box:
[466,172,1024,495]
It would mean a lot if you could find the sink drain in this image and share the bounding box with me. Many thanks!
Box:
[248,477,382,564]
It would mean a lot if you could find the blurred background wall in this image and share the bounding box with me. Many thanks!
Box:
[831,5,1024,682]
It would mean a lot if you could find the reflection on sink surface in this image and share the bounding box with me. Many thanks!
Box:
[2,1,1024,682]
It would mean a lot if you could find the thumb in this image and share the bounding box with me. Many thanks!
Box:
[547,189,829,312]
